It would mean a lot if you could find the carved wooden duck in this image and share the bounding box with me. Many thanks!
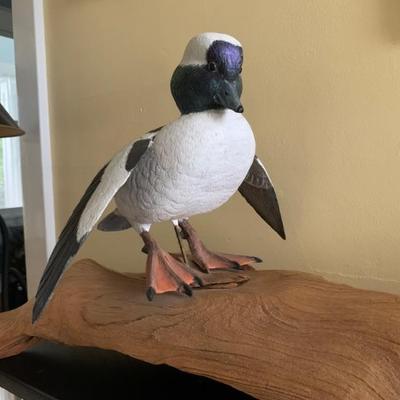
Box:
[33,33,285,322]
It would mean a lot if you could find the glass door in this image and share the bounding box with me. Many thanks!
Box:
[0,0,27,314]
[0,33,23,208]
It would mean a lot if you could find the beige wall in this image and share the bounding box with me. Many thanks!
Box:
[43,0,400,294]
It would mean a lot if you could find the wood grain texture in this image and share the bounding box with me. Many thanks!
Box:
[0,259,400,400]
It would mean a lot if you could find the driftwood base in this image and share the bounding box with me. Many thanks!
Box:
[0,259,400,400]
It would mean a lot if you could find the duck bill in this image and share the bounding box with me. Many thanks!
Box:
[214,80,244,113]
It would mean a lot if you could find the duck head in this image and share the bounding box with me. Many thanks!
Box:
[171,33,244,115]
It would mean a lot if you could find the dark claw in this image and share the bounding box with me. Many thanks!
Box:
[146,287,155,301]
[253,256,263,263]
[194,276,204,287]
[190,260,210,274]
[232,261,244,270]
[182,283,193,297]
[141,245,149,254]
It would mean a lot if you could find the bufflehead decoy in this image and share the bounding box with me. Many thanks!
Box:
[32,32,285,323]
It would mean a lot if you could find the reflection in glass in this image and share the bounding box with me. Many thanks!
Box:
[0,35,22,209]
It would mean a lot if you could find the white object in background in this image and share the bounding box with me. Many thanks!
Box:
[0,388,21,400]
[12,0,56,297]
[3,137,22,208]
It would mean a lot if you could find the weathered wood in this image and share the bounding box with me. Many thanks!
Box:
[0,259,399,400]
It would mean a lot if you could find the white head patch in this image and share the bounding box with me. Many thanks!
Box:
[180,32,242,66]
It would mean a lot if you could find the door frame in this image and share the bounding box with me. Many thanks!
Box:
[12,0,56,296]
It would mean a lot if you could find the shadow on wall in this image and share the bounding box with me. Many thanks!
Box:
[381,0,400,42]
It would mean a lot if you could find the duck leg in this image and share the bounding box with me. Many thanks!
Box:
[141,231,202,300]
[173,224,189,265]
[178,220,262,273]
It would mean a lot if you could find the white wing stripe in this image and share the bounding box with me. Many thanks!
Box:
[76,145,132,241]
[255,156,273,184]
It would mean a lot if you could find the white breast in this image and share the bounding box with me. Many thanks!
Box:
[115,110,255,227]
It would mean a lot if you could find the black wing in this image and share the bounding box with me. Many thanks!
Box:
[32,137,154,323]
[239,156,286,239]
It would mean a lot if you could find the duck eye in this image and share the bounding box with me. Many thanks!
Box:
[208,61,217,72]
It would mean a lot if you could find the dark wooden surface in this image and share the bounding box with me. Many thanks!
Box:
[0,341,253,400]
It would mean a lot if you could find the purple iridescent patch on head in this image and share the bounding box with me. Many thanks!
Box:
[207,40,243,75]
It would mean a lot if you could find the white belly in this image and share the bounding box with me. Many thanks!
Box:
[115,110,255,227]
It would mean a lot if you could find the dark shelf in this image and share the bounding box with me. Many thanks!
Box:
[0,341,254,400]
